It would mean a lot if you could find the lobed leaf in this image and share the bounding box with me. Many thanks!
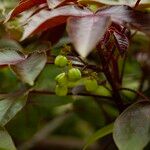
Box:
[20,5,92,40]
[67,15,111,57]
[0,127,16,150]
[113,101,150,150]
[11,52,47,86]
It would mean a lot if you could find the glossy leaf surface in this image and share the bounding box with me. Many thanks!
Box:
[113,101,150,150]
[67,15,111,57]
[21,5,92,40]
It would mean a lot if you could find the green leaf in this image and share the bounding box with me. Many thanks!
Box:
[0,38,23,51]
[0,91,28,127]
[11,52,47,86]
[113,101,150,150]
[0,127,16,150]
[83,123,114,150]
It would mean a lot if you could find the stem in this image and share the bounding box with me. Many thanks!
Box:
[134,0,142,8]
[119,88,149,101]
[120,53,127,84]
[30,90,113,103]
[138,73,146,92]
[96,48,125,112]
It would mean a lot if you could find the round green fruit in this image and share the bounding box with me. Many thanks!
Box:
[85,78,98,92]
[68,68,81,81]
[55,73,67,86]
[55,85,68,96]
[54,55,68,67]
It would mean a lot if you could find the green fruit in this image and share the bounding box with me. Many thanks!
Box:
[55,85,68,96]
[68,68,81,81]
[85,79,98,92]
[54,55,68,67]
[55,73,67,86]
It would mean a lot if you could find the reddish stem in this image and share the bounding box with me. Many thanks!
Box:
[134,0,141,8]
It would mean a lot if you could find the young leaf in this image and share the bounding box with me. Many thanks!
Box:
[11,52,47,86]
[67,15,111,57]
[0,127,16,150]
[113,31,129,55]
[0,49,25,65]
[21,5,92,40]
[96,5,150,35]
[0,91,28,127]
[83,123,114,150]
[113,101,150,150]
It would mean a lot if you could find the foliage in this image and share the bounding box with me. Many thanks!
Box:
[0,0,150,149]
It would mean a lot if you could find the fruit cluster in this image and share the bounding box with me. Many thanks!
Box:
[54,55,110,96]
[54,55,82,96]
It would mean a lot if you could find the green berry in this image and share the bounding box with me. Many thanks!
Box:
[55,73,67,86]
[54,55,68,67]
[85,78,98,92]
[68,68,81,81]
[55,85,68,96]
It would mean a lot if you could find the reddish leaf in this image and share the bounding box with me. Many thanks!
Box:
[40,24,66,45]
[96,5,150,35]
[113,31,129,55]
[67,15,111,57]
[47,0,76,9]
[21,5,92,40]
[5,0,46,22]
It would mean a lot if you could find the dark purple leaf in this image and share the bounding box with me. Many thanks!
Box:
[113,31,129,55]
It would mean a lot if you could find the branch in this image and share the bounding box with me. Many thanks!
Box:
[29,90,114,104]
[119,88,150,101]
